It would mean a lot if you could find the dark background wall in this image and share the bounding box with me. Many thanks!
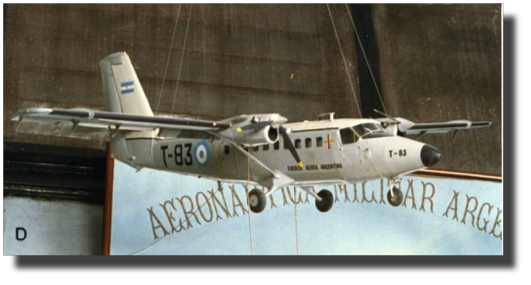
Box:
[4,4,360,148]
[3,3,7,47]
[3,4,501,174]
[372,4,501,174]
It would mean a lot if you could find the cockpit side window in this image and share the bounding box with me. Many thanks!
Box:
[347,123,390,140]
[340,128,356,144]
[339,123,390,145]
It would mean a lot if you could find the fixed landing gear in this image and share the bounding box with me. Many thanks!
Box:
[248,188,267,213]
[387,181,404,207]
[315,189,334,212]
[247,187,335,213]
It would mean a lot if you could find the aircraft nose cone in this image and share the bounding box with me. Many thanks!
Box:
[421,144,441,167]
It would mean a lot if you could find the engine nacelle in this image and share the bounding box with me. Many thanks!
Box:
[236,124,278,146]
[375,117,415,136]
[216,114,287,146]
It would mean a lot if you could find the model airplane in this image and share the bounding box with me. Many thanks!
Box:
[11,52,491,213]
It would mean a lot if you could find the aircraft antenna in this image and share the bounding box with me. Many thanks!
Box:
[344,4,388,114]
[326,4,362,118]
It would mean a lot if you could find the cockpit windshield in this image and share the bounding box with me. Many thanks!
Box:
[339,123,389,144]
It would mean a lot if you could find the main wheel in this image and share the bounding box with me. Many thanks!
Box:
[315,189,334,212]
[248,189,267,213]
[387,186,403,207]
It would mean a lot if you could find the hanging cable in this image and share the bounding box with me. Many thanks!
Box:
[294,187,300,255]
[150,4,182,177]
[155,4,182,115]
[130,188,221,255]
[246,153,255,255]
[344,4,387,114]
[326,4,362,118]
[170,4,193,115]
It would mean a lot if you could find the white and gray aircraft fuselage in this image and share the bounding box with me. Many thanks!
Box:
[12,52,489,213]
[127,118,438,186]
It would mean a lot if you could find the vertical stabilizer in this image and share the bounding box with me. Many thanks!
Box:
[99,52,153,116]
[99,52,155,167]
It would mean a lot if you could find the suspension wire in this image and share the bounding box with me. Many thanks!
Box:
[170,4,193,115]
[150,5,182,175]
[326,4,362,118]
[246,154,255,255]
[294,187,300,255]
[130,188,221,255]
[155,4,182,115]
[344,4,387,114]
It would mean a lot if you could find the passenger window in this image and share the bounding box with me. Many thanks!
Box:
[295,139,301,149]
[305,138,312,148]
[284,141,289,150]
[274,141,280,150]
[316,137,323,147]
[224,145,230,155]
[253,146,259,152]
[340,128,356,144]
[263,145,270,151]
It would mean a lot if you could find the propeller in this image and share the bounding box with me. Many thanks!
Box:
[236,121,303,168]
[373,108,414,134]
[373,109,400,124]
[279,126,303,168]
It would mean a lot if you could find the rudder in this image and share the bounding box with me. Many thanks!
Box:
[99,52,154,116]
[100,52,155,168]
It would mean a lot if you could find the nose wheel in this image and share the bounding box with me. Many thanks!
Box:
[248,188,267,213]
[315,189,334,212]
[387,185,403,207]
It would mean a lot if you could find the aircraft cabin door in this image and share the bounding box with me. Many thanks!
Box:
[358,138,375,177]
[337,127,374,181]
[218,141,238,177]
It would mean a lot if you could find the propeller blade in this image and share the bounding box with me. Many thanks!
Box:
[279,126,303,168]
[373,108,400,123]
[237,120,274,132]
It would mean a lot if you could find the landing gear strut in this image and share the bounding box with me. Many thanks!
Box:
[387,178,403,207]
[248,187,335,213]
[248,188,267,213]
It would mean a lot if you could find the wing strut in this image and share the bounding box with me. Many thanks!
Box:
[208,131,297,192]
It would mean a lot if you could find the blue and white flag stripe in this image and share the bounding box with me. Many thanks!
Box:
[120,81,134,94]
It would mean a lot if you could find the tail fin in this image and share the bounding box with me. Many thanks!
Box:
[100,52,155,168]
[99,52,153,116]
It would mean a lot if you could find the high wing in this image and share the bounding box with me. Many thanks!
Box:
[11,108,231,134]
[402,119,491,135]
[376,117,491,136]
[10,52,301,198]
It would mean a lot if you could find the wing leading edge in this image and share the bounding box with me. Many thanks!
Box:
[376,117,491,136]
[11,108,231,133]
[404,120,491,135]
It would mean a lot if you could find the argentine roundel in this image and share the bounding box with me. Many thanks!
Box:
[193,141,210,167]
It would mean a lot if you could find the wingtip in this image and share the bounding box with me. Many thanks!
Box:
[10,114,20,121]
[471,121,492,128]
[298,162,303,168]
